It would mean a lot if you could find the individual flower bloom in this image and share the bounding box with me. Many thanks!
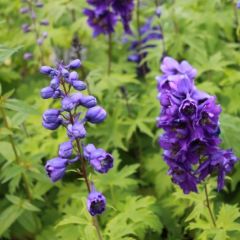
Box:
[69,59,81,69]
[84,8,117,37]
[61,68,70,79]
[40,19,49,26]
[169,165,198,194]
[85,145,114,173]
[62,96,75,111]
[40,66,53,75]
[42,109,61,123]
[42,31,48,38]
[20,7,29,14]
[67,122,87,139]
[87,187,106,216]
[80,95,97,108]
[50,77,60,89]
[58,141,73,158]
[197,97,221,133]
[45,157,68,182]
[22,23,31,33]
[210,149,238,191]
[179,97,197,117]
[72,80,87,91]
[85,106,107,123]
[23,52,33,60]
[160,57,197,81]
[40,86,54,99]
[37,37,44,46]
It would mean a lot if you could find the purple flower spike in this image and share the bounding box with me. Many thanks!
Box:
[87,187,106,216]
[40,59,112,215]
[85,106,107,123]
[45,157,68,182]
[156,56,238,193]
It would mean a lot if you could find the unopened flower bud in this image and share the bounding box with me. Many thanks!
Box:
[23,52,33,60]
[45,157,68,182]
[40,19,49,26]
[58,141,73,158]
[80,96,97,108]
[72,80,87,91]
[69,59,81,69]
[50,77,60,89]
[87,188,106,216]
[67,122,86,139]
[62,96,75,111]
[40,86,54,99]
[40,66,53,75]
[85,106,107,123]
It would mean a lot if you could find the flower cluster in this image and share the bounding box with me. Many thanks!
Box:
[128,16,162,77]
[40,59,113,216]
[84,0,134,37]
[156,57,238,194]
[20,0,49,60]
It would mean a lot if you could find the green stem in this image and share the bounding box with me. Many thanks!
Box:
[0,107,32,200]
[107,33,112,75]
[204,184,216,228]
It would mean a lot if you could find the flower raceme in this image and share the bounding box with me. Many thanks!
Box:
[84,0,134,37]
[156,57,238,194]
[20,0,49,60]
[40,59,113,215]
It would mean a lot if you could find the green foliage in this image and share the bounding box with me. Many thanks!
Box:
[0,0,240,239]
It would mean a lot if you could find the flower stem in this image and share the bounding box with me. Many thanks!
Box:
[0,107,32,200]
[204,184,216,228]
[61,80,103,240]
[107,33,112,75]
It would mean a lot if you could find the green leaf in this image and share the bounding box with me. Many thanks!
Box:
[0,204,24,236]
[0,45,22,63]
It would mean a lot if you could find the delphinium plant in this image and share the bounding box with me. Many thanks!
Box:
[156,56,238,227]
[40,58,113,238]
[84,0,134,74]
[20,0,49,63]
[128,16,163,78]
